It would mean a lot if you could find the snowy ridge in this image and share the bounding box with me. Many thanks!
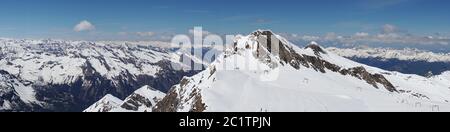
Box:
[84,85,166,112]
[428,71,450,86]
[327,47,450,62]
[152,30,450,112]
[83,94,124,112]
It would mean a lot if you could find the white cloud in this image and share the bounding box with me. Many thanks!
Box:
[354,32,370,38]
[324,32,342,40]
[280,31,450,46]
[301,35,320,41]
[117,32,128,36]
[74,20,95,32]
[382,24,398,34]
[136,32,156,37]
[278,33,320,42]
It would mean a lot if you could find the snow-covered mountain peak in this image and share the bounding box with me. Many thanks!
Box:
[230,30,314,70]
[121,85,166,111]
[230,31,360,72]
[83,94,123,112]
[305,41,327,56]
[309,41,319,45]
[84,85,166,112]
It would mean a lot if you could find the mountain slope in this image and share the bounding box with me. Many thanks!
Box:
[83,94,124,112]
[0,39,198,111]
[153,30,450,112]
[84,85,165,112]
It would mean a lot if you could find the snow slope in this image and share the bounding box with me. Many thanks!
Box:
[84,85,166,112]
[153,30,450,112]
[83,94,124,112]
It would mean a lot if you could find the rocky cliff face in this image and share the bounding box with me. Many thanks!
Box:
[153,77,206,112]
[251,30,396,92]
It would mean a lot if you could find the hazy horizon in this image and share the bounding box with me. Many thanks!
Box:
[1,0,450,51]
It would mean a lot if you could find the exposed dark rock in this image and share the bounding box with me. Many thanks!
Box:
[341,67,397,92]
[303,55,327,73]
[399,90,430,99]
[190,89,206,112]
[252,30,397,92]
[425,71,434,78]
[253,30,307,69]
[153,88,180,112]
[153,76,208,112]
[305,44,326,56]
[209,66,216,79]
[6,61,13,65]
[120,94,153,111]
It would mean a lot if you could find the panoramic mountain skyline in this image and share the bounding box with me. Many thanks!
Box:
[5,2,450,131]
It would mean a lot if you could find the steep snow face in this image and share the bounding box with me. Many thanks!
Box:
[84,85,166,112]
[154,30,450,112]
[435,71,450,81]
[428,71,450,92]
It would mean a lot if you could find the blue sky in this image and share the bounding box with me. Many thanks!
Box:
[0,0,450,41]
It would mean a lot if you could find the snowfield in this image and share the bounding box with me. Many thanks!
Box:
[151,30,450,112]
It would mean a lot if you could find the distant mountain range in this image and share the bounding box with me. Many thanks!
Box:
[3,31,450,112]
[0,39,199,111]
[327,47,450,76]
